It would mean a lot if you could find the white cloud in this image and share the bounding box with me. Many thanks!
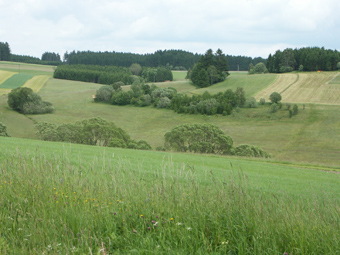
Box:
[1,0,339,58]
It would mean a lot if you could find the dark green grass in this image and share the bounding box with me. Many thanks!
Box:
[0,73,33,89]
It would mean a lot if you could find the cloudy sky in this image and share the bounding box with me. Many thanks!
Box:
[1,0,339,59]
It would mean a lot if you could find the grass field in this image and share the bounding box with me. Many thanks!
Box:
[1,137,340,254]
[0,69,340,167]
[1,63,340,253]
[22,75,51,92]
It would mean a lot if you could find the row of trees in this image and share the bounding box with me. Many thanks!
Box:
[188,49,229,87]
[53,64,173,84]
[0,42,11,61]
[267,47,340,72]
[35,117,151,150]
[164,123,270,158]
[64,49,264,71]
[95,79,247,116]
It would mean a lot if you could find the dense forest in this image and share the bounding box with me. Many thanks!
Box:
[267,47,340,72]
[0,42,11,61]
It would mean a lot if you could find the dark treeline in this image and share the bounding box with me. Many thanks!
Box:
[11,53,62,66]
[54,65,134,85]
[64,50,265,71]
[227,55,266,71]
[267,47,340,73]
[0,42,11,61]
[53,65,173,84]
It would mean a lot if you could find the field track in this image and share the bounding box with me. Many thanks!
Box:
[255,72,340,105]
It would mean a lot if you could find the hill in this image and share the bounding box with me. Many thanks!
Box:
[1,63,340,167]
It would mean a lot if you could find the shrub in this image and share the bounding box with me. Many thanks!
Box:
[269,92,282,104]
[8,87,54,114]
[245,97,258,108]
[234,144,270,158]
[293,104,299,115]
[0,122,10,137]
[157,97,171,108]
[94,85,115,103]
[270,103,278,113]
[164,123,233,154]
[260,98,265,105]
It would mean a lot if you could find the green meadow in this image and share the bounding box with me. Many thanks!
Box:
[0,73,33,89]
[1,137,340,254]
[1,62,340,253]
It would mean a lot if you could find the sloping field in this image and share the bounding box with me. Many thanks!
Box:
[0,73,33,89]
[191,73,277,97]
[255,72,340,105]
[0,70,15,84]
[22,75,50,92]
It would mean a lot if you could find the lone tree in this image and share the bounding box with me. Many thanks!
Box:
[164,123,233,154]
[269,92,282,104]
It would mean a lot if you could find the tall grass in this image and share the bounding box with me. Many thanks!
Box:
[1,143,339,254]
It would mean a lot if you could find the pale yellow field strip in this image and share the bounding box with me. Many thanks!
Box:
[0,70,16,84]
[254,73,298,101]
[282,72,340,105]
[22,75,50,92]
[0,89,11,96]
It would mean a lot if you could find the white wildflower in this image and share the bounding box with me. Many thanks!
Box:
[176,222,183,226]
[186,227,192,231]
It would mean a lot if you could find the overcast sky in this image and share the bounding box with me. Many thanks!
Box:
[1,0,339,59]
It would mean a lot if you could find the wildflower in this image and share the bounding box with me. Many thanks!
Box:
[147,227,151,230]
[221,241,229,245]
[156,215,159,218]
[133,229,137,233]
[170,218,174,221]
[60,178,63,183]
[153,222,158,226]
[186,227,192,231]
[152,221,156,224]
[176,222,182,226]
[114,212,116,215]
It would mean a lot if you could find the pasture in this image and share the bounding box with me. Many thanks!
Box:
[0,73,33,89]
[1,136,340,254]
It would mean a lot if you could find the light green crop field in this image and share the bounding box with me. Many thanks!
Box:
[1,137,340,254]
[0,73,33,89]
[190,73,277,97]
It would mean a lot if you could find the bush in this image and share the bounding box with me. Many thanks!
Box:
[95,86,115,103]
[164,123,233,154]
[234,144,270,158]
[260,98,265,105]
[270,103,278,113]
[0,122,10,137]
[293,104,299,115]
[8,87,54,114]
[269,92,282,104]
[245,97,258,108]
[157,97,171,108]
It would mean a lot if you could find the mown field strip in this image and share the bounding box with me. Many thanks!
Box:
[0,70,16,84]
[282,72,340,104]
[22,75,50,92]
[329,73,340,84]
[0,73,33,89]
[254,73,298,101]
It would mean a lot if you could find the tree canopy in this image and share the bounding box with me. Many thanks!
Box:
[189,49,229,87]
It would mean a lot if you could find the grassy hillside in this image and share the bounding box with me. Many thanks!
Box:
[0,64,340,166]
[1,137,340,254]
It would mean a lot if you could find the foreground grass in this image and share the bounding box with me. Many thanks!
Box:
[0,137,340,254]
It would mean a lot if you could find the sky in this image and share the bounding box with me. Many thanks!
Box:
[0,0,339,59]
